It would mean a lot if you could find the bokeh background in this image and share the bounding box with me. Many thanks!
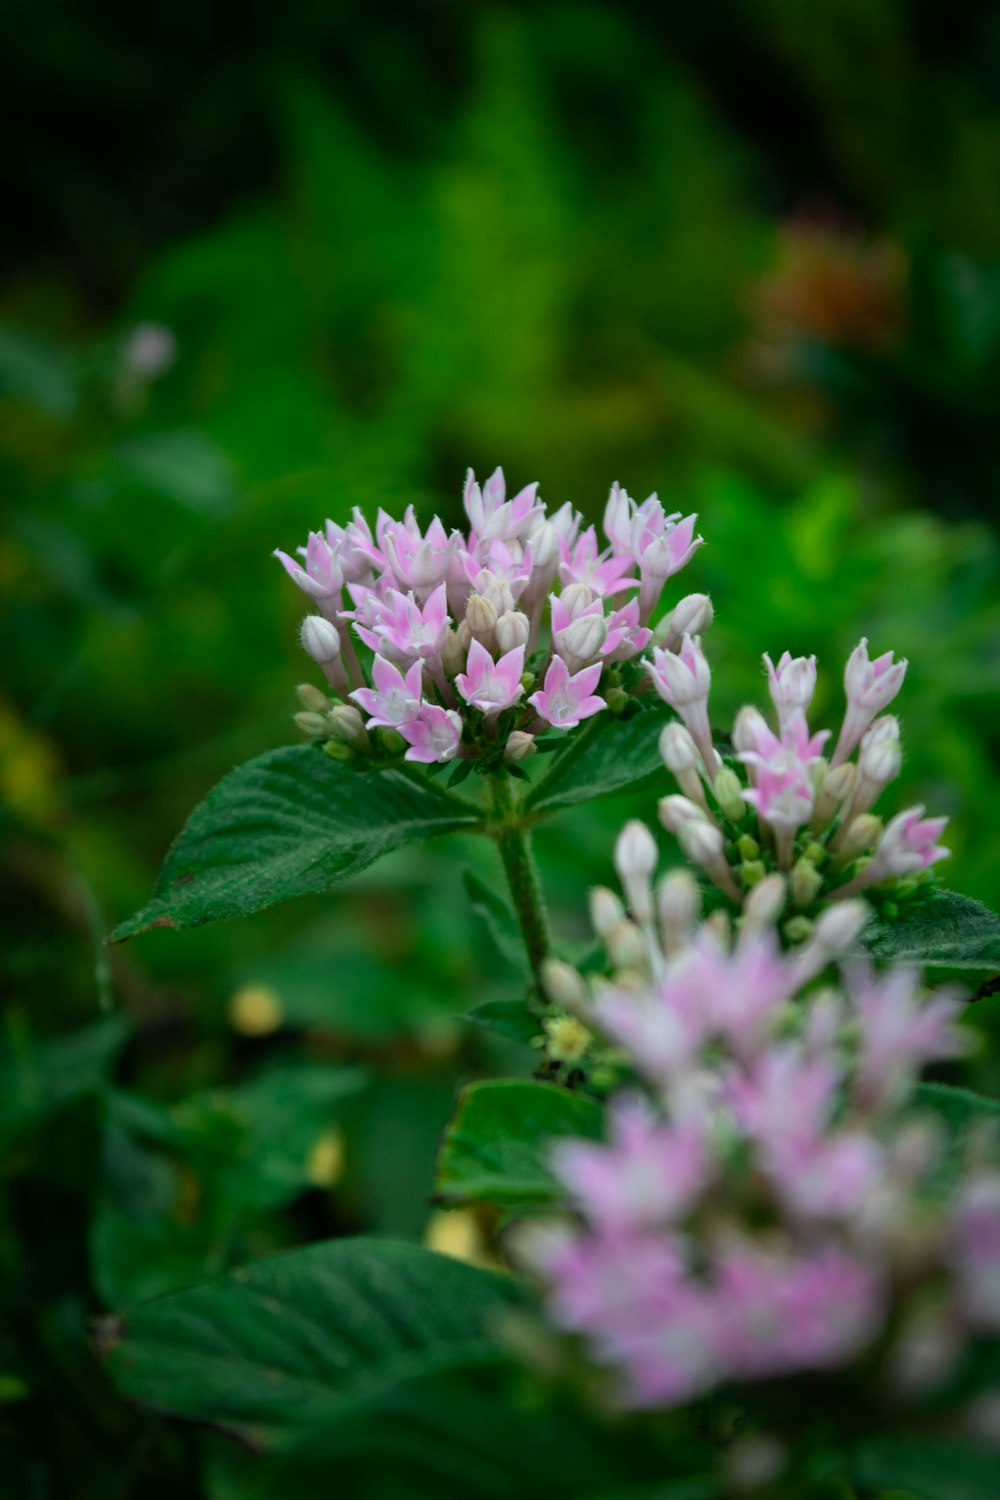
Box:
[3,3,1000,1494]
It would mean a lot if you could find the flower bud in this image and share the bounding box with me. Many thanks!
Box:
[659,721,698,774]
[504,730,536,763]
[481,578,515,616]
[296,683,329,714]
[557,611,607,669]
[543,1013,592,1064]
[812,760,856,828]
[732,705,769,758]
[713,767,746,822]
[465,593,497,642]
[742,873,786,929]
[328,704,371,750]
[605,685,629,714]
[375,727,407,757]
[790,856,824,908]
[837,813,883,861]
[495,610,530,654]
[558,582,594,619]
[301,614,342,663]
[783,915,814,944]
[542,959,588,1012]
[590,886,625,939]
[440,627,466,677]
[605,919,646,972]
[323,739,356,762]
[654,592,714,650]
[658,794,710,834]
[739,858,766,888]
[614,820,658,924]
[813,898,869,956]
[294,711,330,738]
[529,522,559,573]
[657,869,701,950]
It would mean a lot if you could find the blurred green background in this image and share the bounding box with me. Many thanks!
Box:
[3,2,1000,1493]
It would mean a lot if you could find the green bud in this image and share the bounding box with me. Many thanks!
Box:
[894,878,918,900]
[740,859,767,889]
[837,813,882,861]
[296,683,330,714]
[790,857,824,909]
[376,728,407,757]
[737,834,760,860]
[713,768,746,822]
[294,711,330,738]
[803,841,827,865]
[328,704,371,751]
[519,671,536,693]
[783,915,814,944]
[605,686,629,714]
[323,739,357,762]
[880,900,899,920]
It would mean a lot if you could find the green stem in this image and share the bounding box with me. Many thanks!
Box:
[489,780,550,998]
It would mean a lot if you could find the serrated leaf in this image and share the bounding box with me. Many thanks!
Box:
[864,890,1000,972]
[99,1237,528,1451]
[462,871,527,973]
[109,747,481,940]
[525,704,671,815]
[466,999,543,1047]
[435,1079,604,1206]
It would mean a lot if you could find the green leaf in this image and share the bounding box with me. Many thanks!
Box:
[99,1236,528,1451]
[912,1082,1000,1189]
[864,890,1000,972]
[109,747,481,940]
[525,704,671,815]
[462,870,528,973]
[848,1436,1000,1499]
[435,1079,604,1206]
[466,999,543,1047]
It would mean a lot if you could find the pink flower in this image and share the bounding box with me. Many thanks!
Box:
[630,506,703,624]
[835,807,950,898]
[349,656,424,729]
[463,466,543,546]
[602,599,652,662]
[764,651,817,732]
[558,526,636,599]
[832,639,908,766]
[740,718,829,855]
[846,962,965,1111]
[274,532,344,610]
[644,636,716,772]
[727,1043,840,1155]
[953,1176,1000,1328]
[528,656,606,729]
[551,1095,708,1234]
[376,507,462,598]
[455,638,525,716]
[715,1246,883,1377]
[352,582,450,664]
[397,703,463,762]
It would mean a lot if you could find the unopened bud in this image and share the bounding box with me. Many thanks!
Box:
[813,761,856,828]
[742,873,786,929]
[783,915,814,944]
[505,730,536,763]
[375,727,406,757]
[837,813,883,861]
[740,859,766,888]
[481,578,515,616]
[294,711,330,738]
[713,767,746,822]
[790,856,824,908]
[465,593,498,642]
[542,959,588,1012]
[519,671,535,693]
[813,899,869,957]
[557,612,607,668]
[605,919,646,972]
[328,704,371,750]
[614,820,658,924]
[656,592,714,650]
[558,582,594,619]
[441,628,466,677]
[605,686,629,713]
[495,610,530,654]
[659,721,698,774]
[590,886,625,939]
[323,739,356,762]
[656,870,701,949]
[529,522,559,572]
[737,833,760,860]
[301,614,341,663]
[732,705,769,758]
[659,794,710,834]
[296,683,329,714]
[677,817,724,867]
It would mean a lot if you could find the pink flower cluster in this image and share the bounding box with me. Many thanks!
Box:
[520,826,992,1412]
[651,637,948,911]
[277,468,706,766]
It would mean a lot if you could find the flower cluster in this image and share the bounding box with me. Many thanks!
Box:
[520,824,994,1412]
[278,469,708,774]
[649,637,949,928]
